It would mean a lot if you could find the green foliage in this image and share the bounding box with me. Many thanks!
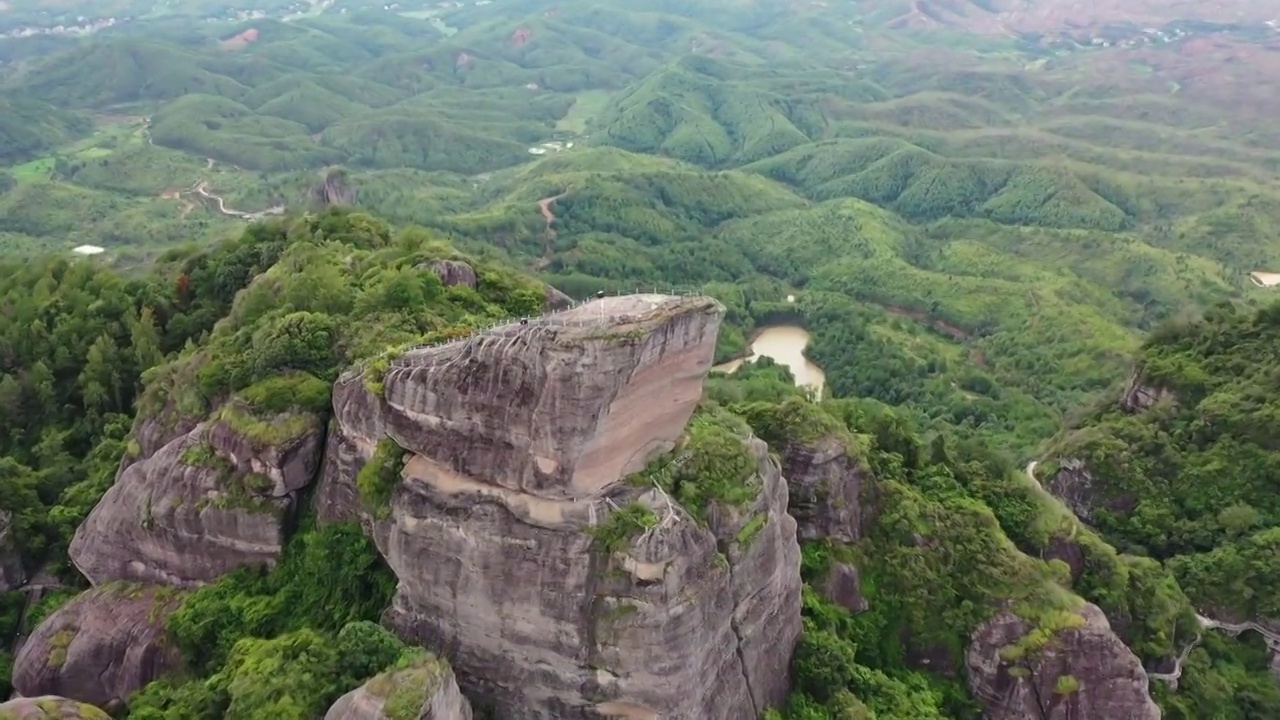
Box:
[592,502,658,554]
[1051,302,1280,622]
[165,523,395,674]
[356,438,407,517]
[632,404,759,523]
[235,373,332,415]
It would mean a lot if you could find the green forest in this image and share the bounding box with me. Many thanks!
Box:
[2,0,1280,717]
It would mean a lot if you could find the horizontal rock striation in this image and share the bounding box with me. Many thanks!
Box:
[324,654,472,720]
[967,603,1160,720]
[319,294,803,719]
[12,584,186,713]
[70,418,318,587]
[377,294,725,500]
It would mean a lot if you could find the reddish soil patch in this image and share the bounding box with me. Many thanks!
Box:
[220,28,260,51]
[511,26,533,46]
[456,52,473,70]
[884,305,971,341]
[159,189,181,200]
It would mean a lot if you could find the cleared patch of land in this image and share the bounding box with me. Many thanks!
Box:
[555,91,613,134]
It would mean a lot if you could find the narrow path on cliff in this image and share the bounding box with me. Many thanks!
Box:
[533,192,567,271]
[1026,463,1280,687]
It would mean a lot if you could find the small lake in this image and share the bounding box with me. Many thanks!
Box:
[712,325,826,395]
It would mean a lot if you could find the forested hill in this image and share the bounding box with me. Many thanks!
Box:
[1044,303,1280,621]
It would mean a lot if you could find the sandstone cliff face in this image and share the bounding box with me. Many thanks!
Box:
[324,655,472,720]
[318,294,803,719]
[0,509,26,592]
[1044,458,1136,527]
[117,399,201,475]
[967,603,1160,720]
[775,435,869,544]
[12,584,185,712]
[0,696,110,720]
[71,417,319,587]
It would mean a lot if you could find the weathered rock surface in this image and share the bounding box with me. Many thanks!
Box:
[351,294,728,501]
[0,696,110,720]
[70,421,308,587]
[821,563,868,613]
[1044,458,1135,526]
[118,399,201,475]
[207,405,325,497]
[967,603,1160,720]
[324,655,472,720]
[318,294,803,719]
[12,584,185,712]
[1120,367,1175,414]
[544,285,573,311]
[427,261,477,289]
[311,168,357,207]
[0,509,26,592]
[775,435,869,544]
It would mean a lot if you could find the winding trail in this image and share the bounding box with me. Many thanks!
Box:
[533,192,567,270]
[1025,461,1280,688]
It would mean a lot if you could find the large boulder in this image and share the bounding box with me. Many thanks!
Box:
[69,417,320,587]
[0,697,109,720]
[426,260,477,289]
[207,402,326,497]
[324,654,472,720]
[318,294,803,719]
[774,433,870,544]
[966,603,1160,720]
[12,584,185,712]
[0,509,26,591]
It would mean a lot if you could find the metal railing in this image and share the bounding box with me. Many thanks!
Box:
[357,286,714,373]
[384,284,716,361]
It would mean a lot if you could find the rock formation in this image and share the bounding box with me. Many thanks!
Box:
[12,584,186,713]
[0,509,25,591]
[318,294,803,719]
[1120,368,1175,414]
[774,433,870,544]
[427,260,478,289]
[311,168,357,207]
[544,285,573,311]
[70,414,322,587]
[1043,458,1109,526]
[0,696,110,720]
[966,603,1160,720]
[324,654,472,720]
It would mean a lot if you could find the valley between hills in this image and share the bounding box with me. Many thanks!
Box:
[1,1,1279,719]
